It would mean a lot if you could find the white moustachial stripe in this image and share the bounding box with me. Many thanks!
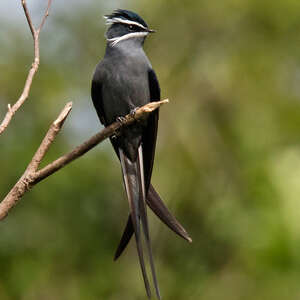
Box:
[107,31,148,47]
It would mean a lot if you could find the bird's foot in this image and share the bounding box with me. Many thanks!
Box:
[116,116,126,124]
[130,107,142,123]
[130,107,139,117]
[111,133,118,140]
[112,116,127,139]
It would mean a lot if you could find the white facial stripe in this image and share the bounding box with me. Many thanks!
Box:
[104,17,148,31]
[107,31,148,47]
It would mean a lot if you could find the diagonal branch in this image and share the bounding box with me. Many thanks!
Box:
[0,99,169,221]
[0,0,53,136]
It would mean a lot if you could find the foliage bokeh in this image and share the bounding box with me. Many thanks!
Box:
[1,0,300,299]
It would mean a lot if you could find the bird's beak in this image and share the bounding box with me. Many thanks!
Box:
[147,29,156,33]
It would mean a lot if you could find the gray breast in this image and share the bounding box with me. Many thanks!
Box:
[101,47,151,124]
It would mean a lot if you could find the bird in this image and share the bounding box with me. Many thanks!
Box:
[91,9,192,299]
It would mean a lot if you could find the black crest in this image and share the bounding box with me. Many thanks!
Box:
[105,9,149,28]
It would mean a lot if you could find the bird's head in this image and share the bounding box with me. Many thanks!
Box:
[104,9,155,47]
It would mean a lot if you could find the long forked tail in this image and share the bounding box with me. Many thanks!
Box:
[114,186,192,261]
[119,146,161,300]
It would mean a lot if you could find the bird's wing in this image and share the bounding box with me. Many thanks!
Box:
[142,68,160,190]
[91,74,106,125]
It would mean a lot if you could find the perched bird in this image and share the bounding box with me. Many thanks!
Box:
[91,9,192,299]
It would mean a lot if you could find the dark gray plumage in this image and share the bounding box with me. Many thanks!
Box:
[91,9,192,299]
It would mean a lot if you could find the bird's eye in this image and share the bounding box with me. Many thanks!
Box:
[129,25,134,30]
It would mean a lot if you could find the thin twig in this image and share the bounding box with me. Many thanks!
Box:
[37,0,53,34]
[0,99,169,221]
[27,102,72,173]
[22,0,35,38]
[0,0,52,136]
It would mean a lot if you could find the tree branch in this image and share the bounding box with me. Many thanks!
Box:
[0,0,53,136]
[0,99,169,221]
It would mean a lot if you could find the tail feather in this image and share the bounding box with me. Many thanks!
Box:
[137,146,161,300]
[147,186,192,243]
[113,214,134,261]
[114,186,192,261]
[119,148,151,298]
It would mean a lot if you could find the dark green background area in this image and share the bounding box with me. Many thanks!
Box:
[1,0,300,299]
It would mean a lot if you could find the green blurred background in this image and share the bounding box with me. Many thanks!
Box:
[1,0,300,299]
